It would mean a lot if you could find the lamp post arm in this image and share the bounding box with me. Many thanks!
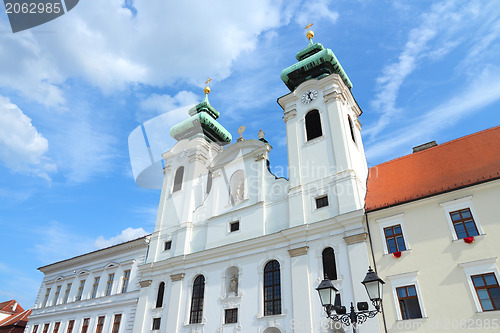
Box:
[324,302,381,329]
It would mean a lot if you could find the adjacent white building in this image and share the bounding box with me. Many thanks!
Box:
[25,236,149,333]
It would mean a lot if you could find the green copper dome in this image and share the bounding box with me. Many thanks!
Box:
[281,40,353,92]
[170,91,232,144]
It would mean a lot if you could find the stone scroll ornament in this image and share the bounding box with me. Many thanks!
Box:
[4,0,79,33]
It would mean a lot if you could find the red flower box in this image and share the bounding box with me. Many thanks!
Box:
[393,251,402,258]
[464,236,475,243]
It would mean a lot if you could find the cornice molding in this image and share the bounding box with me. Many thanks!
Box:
[39,237,149,274]
[343,232,367,245]
[288,246,309,257]
[170,273,185,282]
[139,209,365,274]
[139,280,152,288]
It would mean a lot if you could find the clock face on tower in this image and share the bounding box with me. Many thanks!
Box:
[301,89,318,104]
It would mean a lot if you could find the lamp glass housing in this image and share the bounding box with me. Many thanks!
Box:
[316,278,338,307]
[361,267,385,302]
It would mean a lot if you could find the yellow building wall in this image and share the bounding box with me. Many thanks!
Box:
[367,179,500,332]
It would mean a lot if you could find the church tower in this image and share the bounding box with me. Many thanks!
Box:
[278,25,368,227]
[147,81,232,262]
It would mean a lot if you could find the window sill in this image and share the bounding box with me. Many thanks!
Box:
[452,234,485,243]
[256,313,286,320]
[304,135,326,146]
[396,316,428,322]
[476,309,500,314]
[383,249,411,257]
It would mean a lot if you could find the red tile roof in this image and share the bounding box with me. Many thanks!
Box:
[0,301,23,315]
[365,125,500,212]
[0,309,31,328]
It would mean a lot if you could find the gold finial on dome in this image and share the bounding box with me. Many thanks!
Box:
[305,22,314,40]
[204,78,212,94]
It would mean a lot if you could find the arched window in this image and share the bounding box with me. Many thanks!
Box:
[190,275,205,324]
[348,115,356,143]
[322,247,337,280]
[264,260,281,316]
[305,110,323,141]
[156,282,165,308]
[173,166,184,192]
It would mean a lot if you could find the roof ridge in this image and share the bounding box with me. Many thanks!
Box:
[369,124,500,169]
[0,309,31,326]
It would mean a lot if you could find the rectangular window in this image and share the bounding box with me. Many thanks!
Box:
[450,208,479,239]
[396,285,423,319]
[41,288,51,307]
[105,274,114,296]
[152,318,161,330]
[230,221,239,233]
[121,270,131,293]
[81,318,89,333]
[315,195,329,209]
[384,225,407,253]
[472,273,500,311]
[66,320,74,333]
[76,280,85,301]
[111,314,121,333]
[53,285,61,305]
[32,325,39,333]
[62,283,72,303]
[224,308,238,324]
[53,322,60,333]
[164,241,172,250]
[42,324,50,333]
[91,277,100,299]
[95,316,104,333]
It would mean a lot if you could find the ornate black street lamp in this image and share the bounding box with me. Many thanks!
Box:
[316,267,385,332]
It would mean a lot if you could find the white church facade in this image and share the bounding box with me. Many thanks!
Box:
[26,29,384,333]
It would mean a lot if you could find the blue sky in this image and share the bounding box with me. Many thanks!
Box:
[1,0,500,307]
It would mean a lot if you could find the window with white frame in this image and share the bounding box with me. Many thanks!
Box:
[91,276,100,298]
[396,285,423,319]
[52,285,61,305]
[121,270,131,293]
[41,288,51,307]
[459,257,500,312]
[387,271,425,320]
[62,283,71,303]
[376,213,410,254]
[76,280,85,301]
[439,196,483,240]
[105,273,114,296]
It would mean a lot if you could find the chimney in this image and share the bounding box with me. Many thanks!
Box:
[413,141,437,153]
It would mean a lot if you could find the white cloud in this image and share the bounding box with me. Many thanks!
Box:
[366,67,500,161]
[295,0,339,26]
[0,0,296,106]
[95,227,148,249]
[138,91,199,122]
[32,221,96,264]
[366,0,500,139]
[0,96,56,179]
[54,118,118,184]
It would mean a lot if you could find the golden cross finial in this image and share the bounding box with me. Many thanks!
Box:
[304,23,314,40]
[204,78,212,94]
